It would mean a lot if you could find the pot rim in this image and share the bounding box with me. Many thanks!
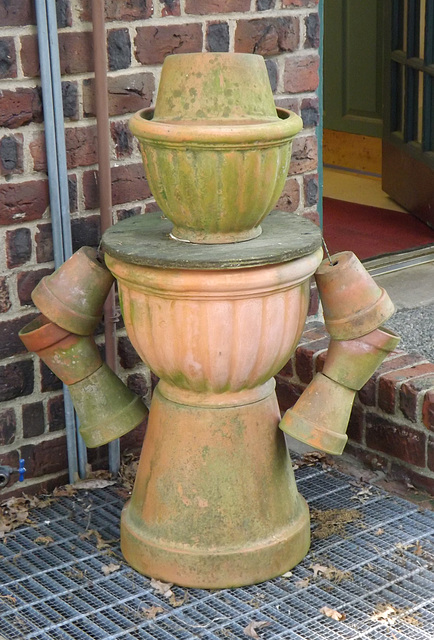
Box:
[129,107,303,146]
[19,313,71,352]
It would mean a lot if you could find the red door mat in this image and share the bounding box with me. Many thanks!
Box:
[322,197,434,260]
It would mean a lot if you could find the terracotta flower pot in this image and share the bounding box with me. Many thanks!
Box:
[322,326,400,390]
[279,372,356,455]
[31,247,114,335]
[129,53,303,244]
[19,314,102,385]
[314,251,395,340]
[69,363,148,448]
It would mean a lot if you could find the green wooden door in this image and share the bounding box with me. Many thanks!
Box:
[382,0,434,226]
[324,0,384,137]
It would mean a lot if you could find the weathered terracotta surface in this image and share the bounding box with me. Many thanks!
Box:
[153,52,277,121]
[19,314,102,386]
[69,363,148,448]
[121,384,310,588]
[279,372,356,455]
[31,247,114,335]
[106,248,323,395]
[323,326,401,390]
[129,53,303,243]
[315,251,395,340]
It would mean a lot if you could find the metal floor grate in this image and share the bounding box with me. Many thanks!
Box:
[1,463,434,639]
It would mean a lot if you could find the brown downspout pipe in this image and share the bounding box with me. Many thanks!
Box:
[91,0,120,474]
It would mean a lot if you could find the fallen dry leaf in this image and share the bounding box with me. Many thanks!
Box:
[414,540,423,556]
[34,535,54,545]
[141,605,165,619]
[80,529,113,550]
[375,528,384,536]
[168,591,188,607]
[0,494,51,538]
[101,563,121,576]
[311,563,329,579]
[310,563,352,584]
[295,577,310,589]
[311,508,362,539]
[320,606,346,621]
[150,578,174,598]
[243,621,270,638]
[281,570,293,578]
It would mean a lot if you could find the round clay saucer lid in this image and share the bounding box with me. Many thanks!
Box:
[101,209,322,270]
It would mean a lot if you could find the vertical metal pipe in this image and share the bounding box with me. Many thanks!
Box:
[91,0,121,475]
[35,0,79,484]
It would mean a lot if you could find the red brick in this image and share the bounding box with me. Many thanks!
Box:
[35,223,53,263]
[304,12,320,48]
[379,363,434,414]
[47,396,66,432]
[275,377,304,412]
[302,209,320,226]
[365,414,426,467]
[307,279,319,316]
[295,336,329,384]
[0,277,11,313]
[116,205,142,222]
[0,180,49,225]
[301,97,320,128]
[79,0,153,22]
[127,372,150,398]
[21,436,67,477]
[186,0,250,13]
[344,443,389,475]
[389,462,434,495]
[289,135,318,175]
[0,313,37,360]
[22,402,45,438]
[83,72,155,118]
[284,54,320,93]
[19,34,40,76]
[347,402,364,444]
[0,87,42,128]
[300,324,327,344]
[0,449,20,469]
[40,361,62,393]
[0,408,16,446]
[304,173,319,206]
[135,23,203,65]
[0,0,35,26]
[400,376,434,422]
[274,96,300,113]
[358,354,425,407]
[30,126,98,171]
[428,436,434,472]
[72,215,101,251]
[275,177,300,213]
[83,162,151,209]
[0,134,24,176]
[17,268,52,306]
[277,357,294,378]
[59,32,93,75]
[6,227,31,268]
[0,359,34,401]
[235,17,299,55]
[144,201,160,213]
[161,0,181,17]
[0,37,17,78]
[423,390,434,431]
[111,121,134,159]
[119,337,142,369]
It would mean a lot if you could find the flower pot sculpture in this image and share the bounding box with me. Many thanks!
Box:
[101,53,397,589]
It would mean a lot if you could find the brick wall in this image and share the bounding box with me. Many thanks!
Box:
[276,322,434,495]
[0,0,320,496]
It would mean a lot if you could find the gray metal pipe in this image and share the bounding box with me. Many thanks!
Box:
[35,0,82,483]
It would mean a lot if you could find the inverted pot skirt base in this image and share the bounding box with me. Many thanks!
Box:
[121,384,310,589]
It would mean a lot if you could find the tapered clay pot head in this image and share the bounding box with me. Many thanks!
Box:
[31,247,114,336]
[279,372,356,455]
[322,326,400,390]
[69,363,148,448]
[314,251,395,340]
[19,314,103,386]
[129,53,303,244]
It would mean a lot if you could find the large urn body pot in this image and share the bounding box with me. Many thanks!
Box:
[105,244,323,588]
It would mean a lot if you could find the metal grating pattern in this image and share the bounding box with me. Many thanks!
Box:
[1,465,434,639]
